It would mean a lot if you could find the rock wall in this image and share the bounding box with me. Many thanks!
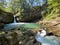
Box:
[16,6,42,22]
[0,9,13,24]
[0,9,13,29]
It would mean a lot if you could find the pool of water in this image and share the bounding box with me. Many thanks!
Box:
[3,23,40,30]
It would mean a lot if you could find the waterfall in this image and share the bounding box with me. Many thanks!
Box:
[3,15,40,30]
[13,15,16,23]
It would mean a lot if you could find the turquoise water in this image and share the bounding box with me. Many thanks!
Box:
[3,23,40,30]
[3,16,40,30]
[21,23,40,28]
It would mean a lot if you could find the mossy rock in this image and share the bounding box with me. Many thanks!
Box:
[0,9,13,24]
[0,32,19,45]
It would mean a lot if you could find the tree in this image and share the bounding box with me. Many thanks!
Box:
[0,0,7,9]
[43,0,60,20]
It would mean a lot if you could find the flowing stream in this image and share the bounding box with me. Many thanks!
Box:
[13,15,17,23]
[3,15,40,30]
[2,15,60,45]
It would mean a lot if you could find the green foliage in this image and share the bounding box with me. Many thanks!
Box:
[42,0,60,21]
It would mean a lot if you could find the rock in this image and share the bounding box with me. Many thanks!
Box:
[0,9,13,24]
[16,6,42,22]
[38,20,60,36]
[0,23,4,29]
[0,30,41,45]
[18,30,41,45]
[0,9,13,29]
[0,32,19,45]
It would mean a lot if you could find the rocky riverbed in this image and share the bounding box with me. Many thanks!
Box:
[0,30,41,45]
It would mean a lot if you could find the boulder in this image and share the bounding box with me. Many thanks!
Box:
[38,20,60,36]
[0,30,41,45]
[0,32,19,45]
[0,9,13,29]
[0,9,13,24]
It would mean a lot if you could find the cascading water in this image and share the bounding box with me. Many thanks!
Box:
[35,30,60,45]
[3,15,40,30]
[13,15,17,23]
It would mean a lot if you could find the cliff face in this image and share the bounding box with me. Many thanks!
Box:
[0,9,13,29]
[16,6,42,22]
[0,9,13,23]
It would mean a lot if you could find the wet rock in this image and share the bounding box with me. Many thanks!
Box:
[0,23,4,29]
[0,30,41,45]
[0,32,19,45]
[0,9,13,24]
[17,30,41,45]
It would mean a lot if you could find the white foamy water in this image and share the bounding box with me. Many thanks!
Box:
[35,31,60,45]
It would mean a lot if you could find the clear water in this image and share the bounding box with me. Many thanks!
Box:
[35,33,60,45]
[3,16,40,30]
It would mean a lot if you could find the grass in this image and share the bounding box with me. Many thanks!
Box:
[43,8,59,21]
[44,14,56,21]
